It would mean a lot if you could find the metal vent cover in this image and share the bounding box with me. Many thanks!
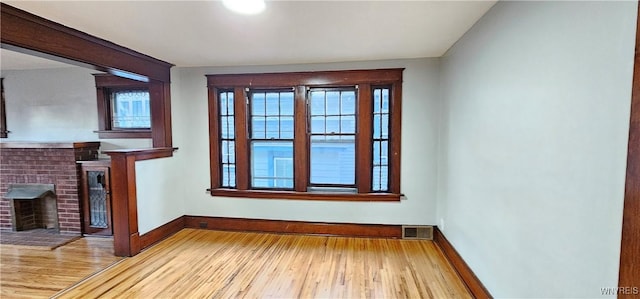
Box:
[402,225,433,240]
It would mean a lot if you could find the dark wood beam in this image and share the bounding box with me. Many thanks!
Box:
[0,3,172,83]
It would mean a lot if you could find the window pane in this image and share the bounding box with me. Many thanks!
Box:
[382,88,390,113]
[219,90,236,188]
[222,165,236,188]
[341,91,356,114]
[326,91,340,115]
[281,116,294,139]
[310,136,355,185]
[381,114,389,138]
[341,115,356,134]
[220,92,234,116]
[112,90,150,129]
[280,92,294,115]
[265,116,280,139]
[311,116,325,134]
[220,116,235,139]
[265,92,280,115]
[326,116,340,134]
[372,166,388,192]
[252,93,265,115]
[251,117,266,139]
[251,141,293,189]
[373,88,382,113]
[310,91,325,116]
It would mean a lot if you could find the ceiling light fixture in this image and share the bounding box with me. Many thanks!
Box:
[222,0,266,15]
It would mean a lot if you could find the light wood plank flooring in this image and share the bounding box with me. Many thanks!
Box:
[57,229,471,298]
[0,236,122,298]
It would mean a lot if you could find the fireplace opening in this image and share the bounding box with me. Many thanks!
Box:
[5,184,58,232]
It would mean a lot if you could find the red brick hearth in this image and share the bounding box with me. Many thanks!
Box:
[0,142,100,234]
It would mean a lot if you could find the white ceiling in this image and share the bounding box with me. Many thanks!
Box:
[2,1,496,69]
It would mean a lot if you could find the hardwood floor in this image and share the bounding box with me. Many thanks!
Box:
[57,229,471,298]
[0,236,122,298]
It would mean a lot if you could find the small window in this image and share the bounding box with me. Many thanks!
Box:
[94,74,151,139]
[111,90,151,129]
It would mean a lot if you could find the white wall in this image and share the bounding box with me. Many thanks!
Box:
[135,155,186,234]
[438,1,636,297]
[172,58,441,225]
[1,67,152,151]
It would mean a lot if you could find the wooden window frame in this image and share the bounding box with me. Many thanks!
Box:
[207,69,403,202]
[94,74,152,139]
[0,78,8,138]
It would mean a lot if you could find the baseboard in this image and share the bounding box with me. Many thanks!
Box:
[139,216,185,250]
[184,215,402,238]
[433,227,492,299]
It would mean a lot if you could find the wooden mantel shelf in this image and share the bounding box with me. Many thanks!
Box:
[103,147,178,161]
[0,141,100,149]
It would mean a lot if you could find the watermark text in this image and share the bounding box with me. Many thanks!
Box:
[601,287,639,296]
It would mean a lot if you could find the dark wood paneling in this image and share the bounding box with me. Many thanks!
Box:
[209,188,401,201]
[619,3,640,295]
[139,216,185,250]
[433,227,492,299]
[357,84,373,193]
[207,69,404,88]
[184,216,402,238]
[149,81,173,148]
[0,3,172,82]
[1,3,177,258]
[234,87,250,190]
[2,3,173,149]
[108,154,136,256]
[105,147,177,256]
[389,82,402,194]
[294,86,309,192]
[94,74,150,88]
[208,87,222,190]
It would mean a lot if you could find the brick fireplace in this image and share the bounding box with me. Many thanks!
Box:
[0,142,100,234]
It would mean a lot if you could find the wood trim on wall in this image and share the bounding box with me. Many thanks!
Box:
[1,3,176,257]
[106,148,178,256]
[139,216,186,250]
[433,227,492,299]
[1,3,173,149]
[0,3,172,82]
[184,216,403,239]
[618,3,640,295]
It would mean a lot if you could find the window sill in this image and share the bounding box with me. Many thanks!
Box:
[209,188,401,202]
[95,130,152,139]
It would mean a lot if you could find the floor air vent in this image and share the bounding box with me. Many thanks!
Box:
[402,226,434,240]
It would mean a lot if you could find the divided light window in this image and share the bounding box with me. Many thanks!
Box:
[94,74,152,139]
[207,69,403,201]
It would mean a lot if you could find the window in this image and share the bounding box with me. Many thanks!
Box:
[94,74,152,138]
[207,69,403,201]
